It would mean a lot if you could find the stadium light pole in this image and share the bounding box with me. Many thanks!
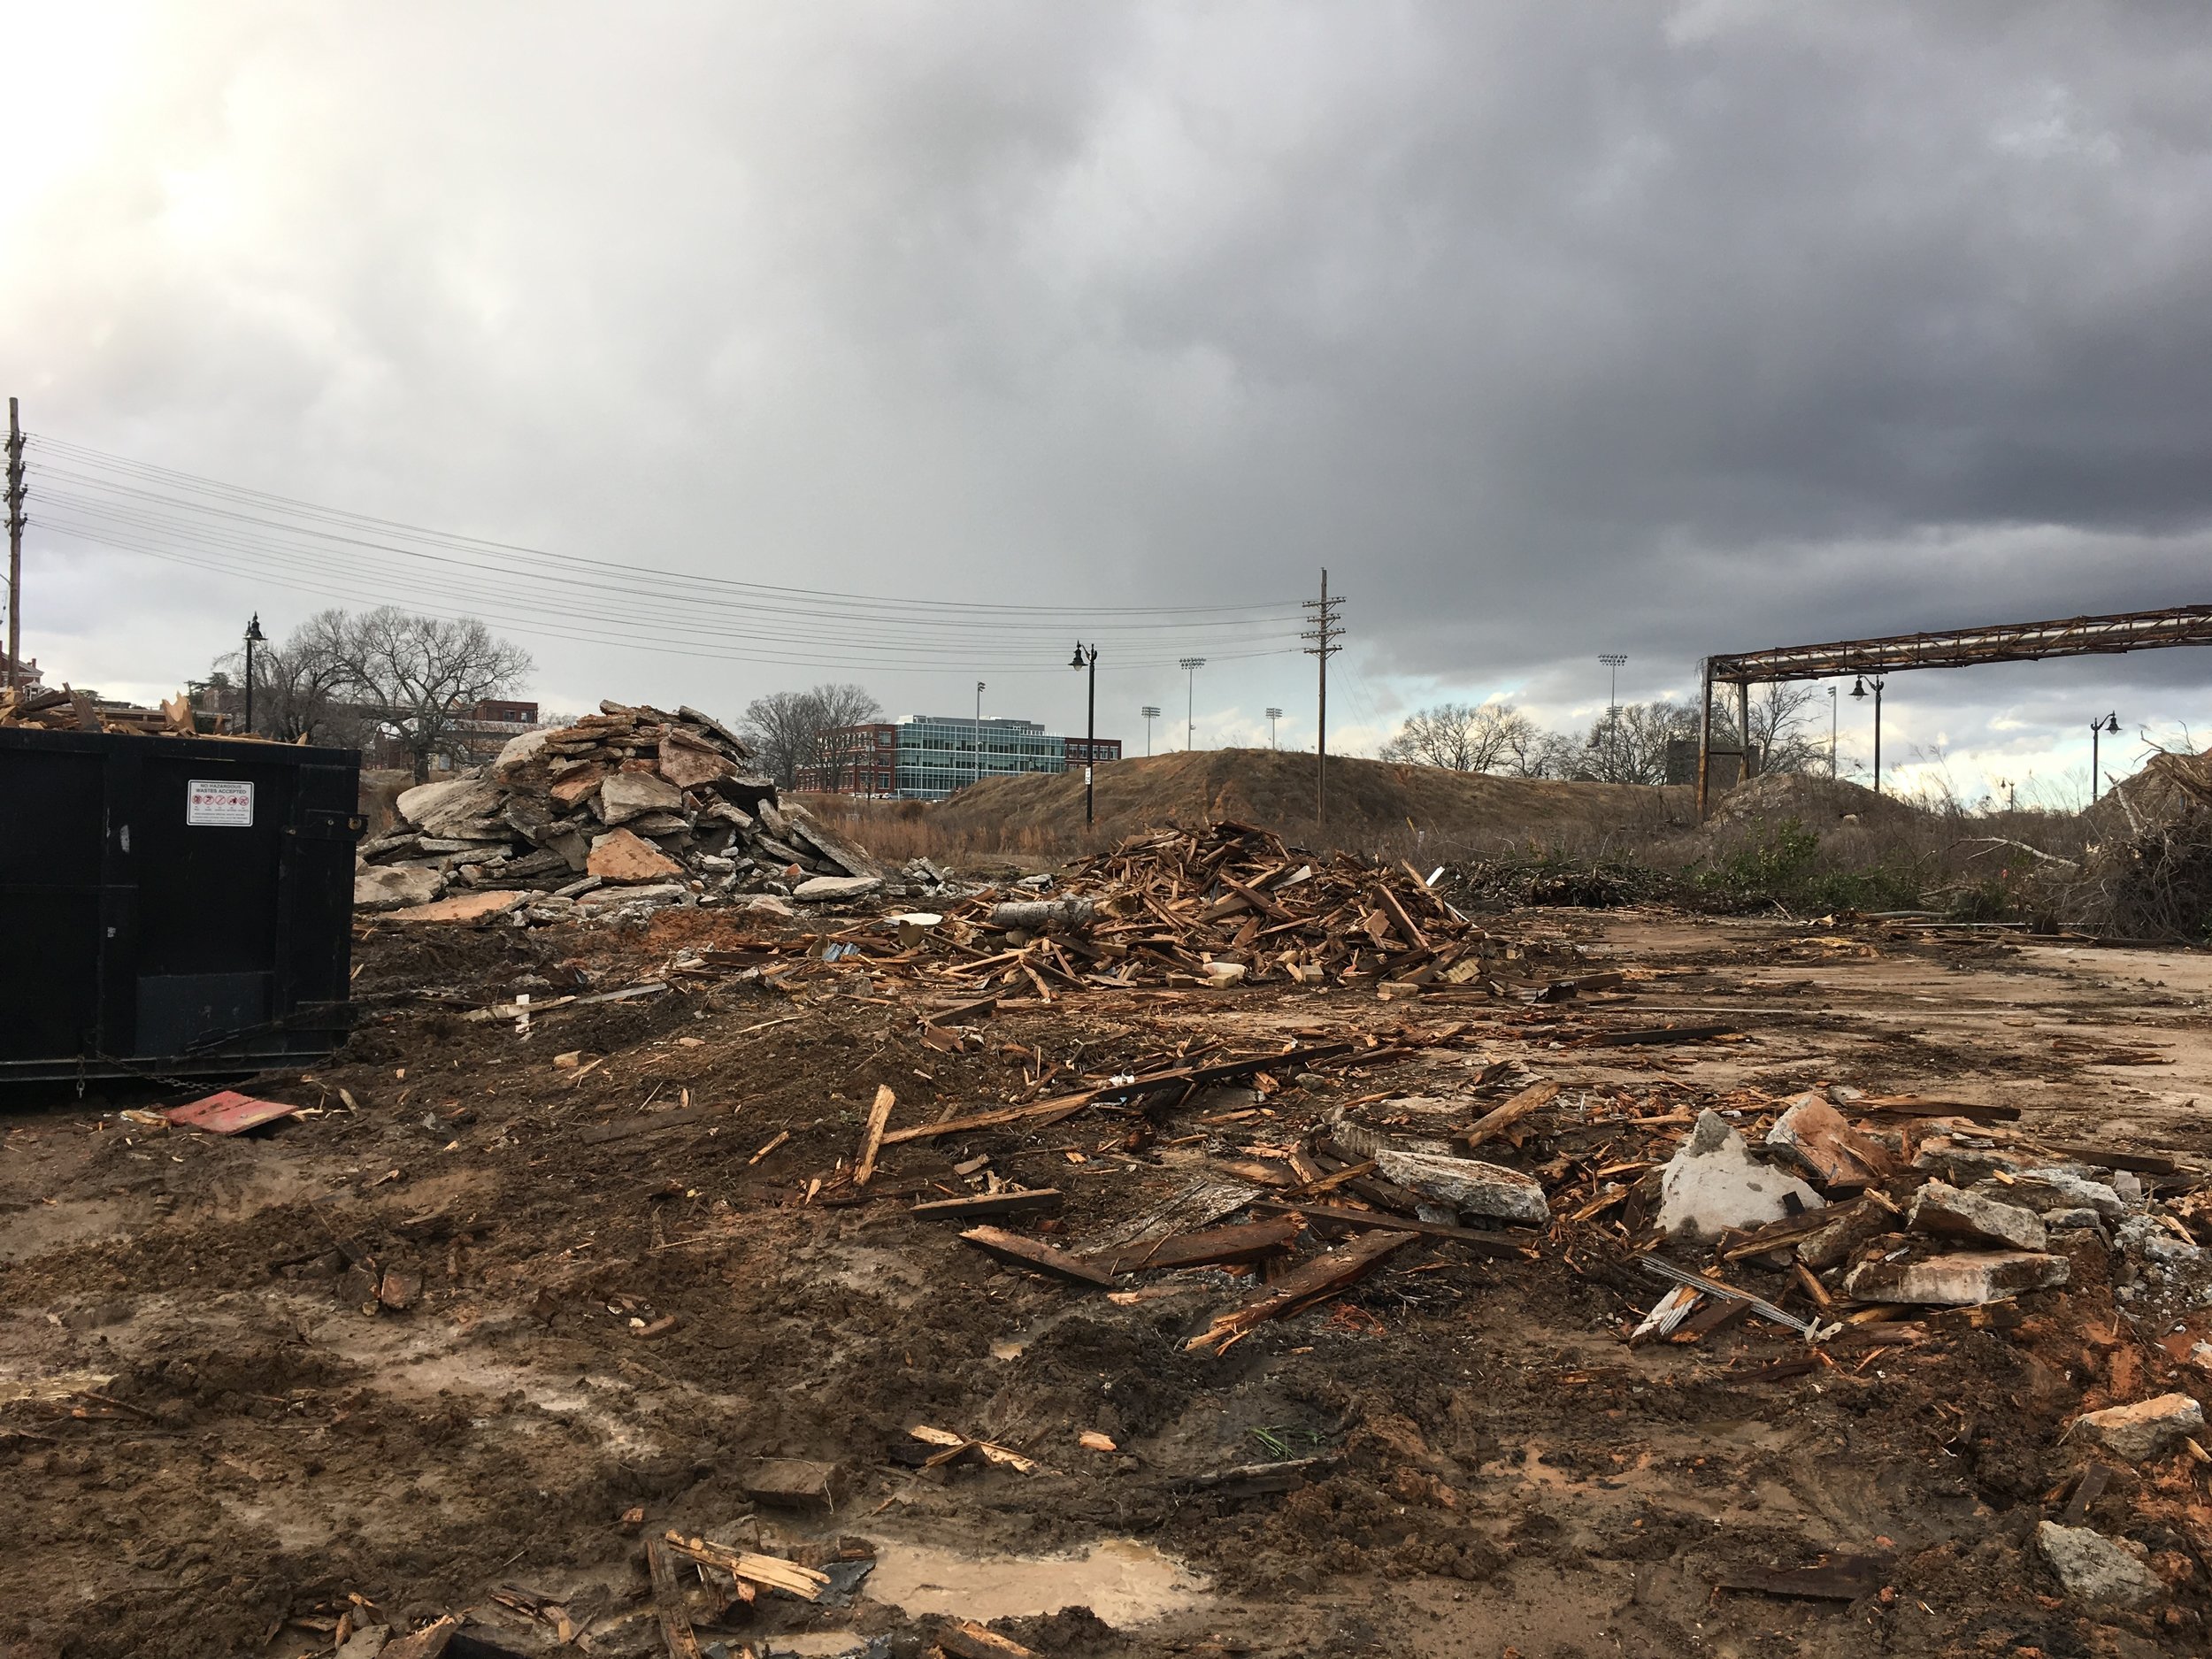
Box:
[1597,654,1625,778]
[1141,705,1160,757]
[1265,706,1283,749]
[2090,710,2119,802]
[1070,641,1097,826]
[1828,685,1838,780]
[1179,657,1206,751]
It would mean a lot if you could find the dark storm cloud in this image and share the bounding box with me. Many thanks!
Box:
[6,0,2212,771]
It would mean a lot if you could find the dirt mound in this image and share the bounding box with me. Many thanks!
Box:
[918,749,1692,852]
[1705,771,1915,827]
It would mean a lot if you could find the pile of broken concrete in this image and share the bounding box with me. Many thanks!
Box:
[354,701,940,926]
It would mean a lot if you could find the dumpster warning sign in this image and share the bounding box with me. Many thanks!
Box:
[186,780,254,826]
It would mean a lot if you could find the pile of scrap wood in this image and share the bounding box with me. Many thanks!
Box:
[878,819,1553,998]
[1,684,203,736]
[356,700,942,926]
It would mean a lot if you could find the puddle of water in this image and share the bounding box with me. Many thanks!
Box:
[864,1537,1205,1626]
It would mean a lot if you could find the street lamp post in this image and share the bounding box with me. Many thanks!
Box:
[1265,706,1283,749]
[972,680,986,791]
[243,613,266,737]
[1141,705,1160,757]
[2090,711,2119,802]
[1069,642,1098,826]
[1851,675,1886,795]
[1179,657,1205,751]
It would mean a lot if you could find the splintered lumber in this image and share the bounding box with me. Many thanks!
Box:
[644,1537,706,1659]
[1245,1199,1528,1257]
[880,1042,1354,1146]
[1174,1454,1340,1498]
[1714,1555,1890,1601]
[960,1225,1119,1287]
[910,1189,1064,1221]
[935,1619,1043,1659]
[1459,1079,1562,1150]
[1186,1229,1417,1352]
[1095,1215,1302,1275]
[855,1085,895,1184]
[908,1424,1039,1472]
[1717,1204,1839,1263]
[657,1531,830,1601]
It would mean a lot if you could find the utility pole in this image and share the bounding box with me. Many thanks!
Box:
[1141,705,1160,757]
[1302,570,1344,828]
[4,398,22,695]
[1069,641,1097,826]
[1179,657,1205,751]
[1265,706,1283,749]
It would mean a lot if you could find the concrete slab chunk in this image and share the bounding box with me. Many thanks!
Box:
[1658,1110,1824,1240]
[1370,1148,1550,1225]
[1970,1168,2126,1220]
[595,771,683,825]
[2037,1521,2163,1609]
[1909,1180,2048,1252]
[1766,1092,1890,1188]
[1841,1248,2069,1306]
[387,890,529,926]
[793,874,883,903]
[588,828,684,883]
[354,864,444,911]
[2071,1393,2205,1463]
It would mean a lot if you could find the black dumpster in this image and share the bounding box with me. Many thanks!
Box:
[0,726,362,1082]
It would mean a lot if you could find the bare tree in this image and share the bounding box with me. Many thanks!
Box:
[741,682,883,787]
[1582,699,1699,784]
[1379,702,1538,772]
[211,609,366,744]
[327,608,534,780]
[1709,681,1827,775]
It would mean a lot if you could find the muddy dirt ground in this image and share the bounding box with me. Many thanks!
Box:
[7,899,2212,1658]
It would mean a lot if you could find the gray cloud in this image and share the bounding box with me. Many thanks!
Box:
[6,1,2211,782]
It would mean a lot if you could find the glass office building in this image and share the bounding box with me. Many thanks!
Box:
[801,716,1122,800]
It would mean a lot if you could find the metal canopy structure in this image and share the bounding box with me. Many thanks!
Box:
[1695,603,2212,818]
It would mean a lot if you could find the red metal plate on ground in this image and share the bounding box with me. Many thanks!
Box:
[162,1092,300,1134]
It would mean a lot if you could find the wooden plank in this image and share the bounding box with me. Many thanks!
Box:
[657,1531,829,1600]
[644,1537,705,1659]
[881,1043,1354,1146]
[855,1085,895,1185]
[910,1189,1064,1221]
[1714,1555,1889,1601]
[1460,1080,1562,1150]
[935,1620,1043,1659]
[1246,1199,1529,1257]
[959,1225,1118,1287]
[1186,1230,1418,1352]
[2047,1143,2181,1175]
[2062,1463,2114,1525]
[1095,1215,1302,1275]
[577,1103,733,1147]
[1575,1023,1740,1048]
[1852,1094,2020,1124]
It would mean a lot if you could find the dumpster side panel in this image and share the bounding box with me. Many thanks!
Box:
[0,729,360,1079]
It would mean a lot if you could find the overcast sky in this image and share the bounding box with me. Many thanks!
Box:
[8,1,2212,804]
